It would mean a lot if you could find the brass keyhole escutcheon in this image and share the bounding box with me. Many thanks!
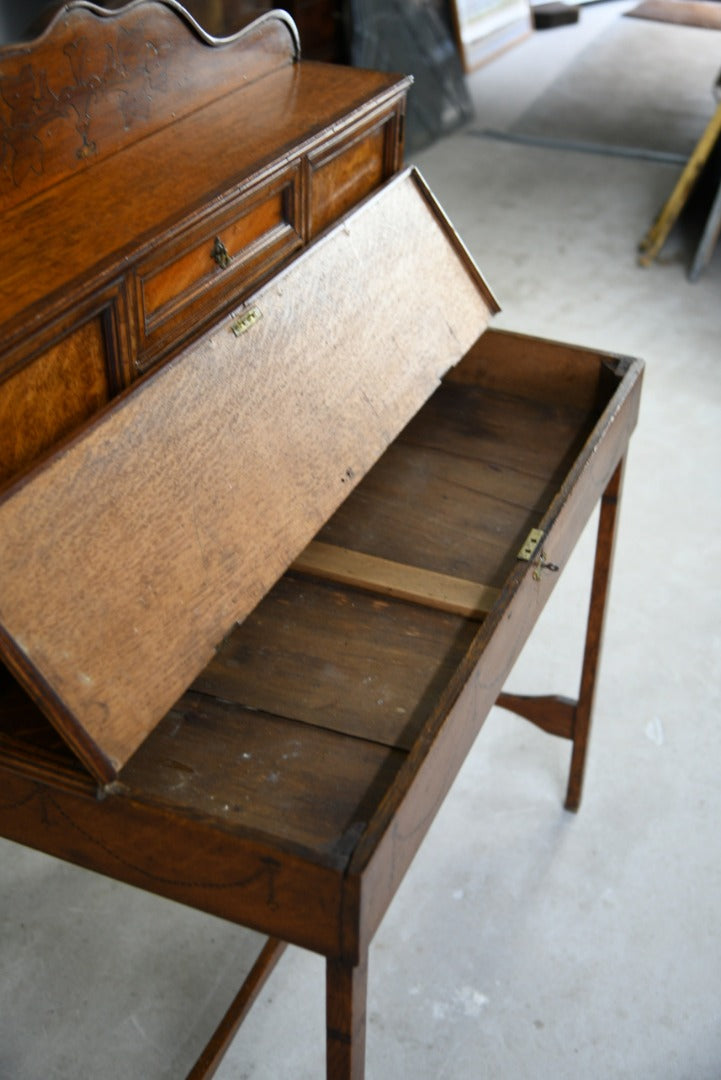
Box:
[211,236,231,269]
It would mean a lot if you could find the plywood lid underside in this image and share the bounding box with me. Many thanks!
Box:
[0,168,498,784]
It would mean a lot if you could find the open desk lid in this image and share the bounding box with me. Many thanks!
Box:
[0,168,499,786]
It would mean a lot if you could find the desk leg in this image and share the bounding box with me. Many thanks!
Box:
[565,456,626,812]
[497,457,627,812]
[326,953,368,1080]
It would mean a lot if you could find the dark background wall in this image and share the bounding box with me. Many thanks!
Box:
[0,2,346,58]
[0,0,52,43]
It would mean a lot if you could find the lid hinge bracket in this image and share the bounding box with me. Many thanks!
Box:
[518,528,560,581]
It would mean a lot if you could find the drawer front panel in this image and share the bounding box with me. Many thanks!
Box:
[136,167,302,365]
[0,320,109,489]
[308,112,398,236]
[0,287,129,489]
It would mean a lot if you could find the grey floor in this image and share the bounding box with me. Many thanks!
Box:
[2,3,720,1077]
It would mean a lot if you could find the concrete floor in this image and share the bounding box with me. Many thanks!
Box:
[2,3,720,1077]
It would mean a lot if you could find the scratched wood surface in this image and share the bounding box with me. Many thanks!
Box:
[0,169,496,783]
[0,2,297,212]
[314,378,597,585]
[112,347,618,864]
[192,574,479,750]
[0,59,402,337]
[121,692,407,863]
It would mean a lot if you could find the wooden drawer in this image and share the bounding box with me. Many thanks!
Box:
[307,107,404,236]
[135,165,303,370]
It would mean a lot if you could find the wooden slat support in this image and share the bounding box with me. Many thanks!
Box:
[495,692,576,739]
[638,99,721,267]
[291,541,500,619]
[185,937,287,1080]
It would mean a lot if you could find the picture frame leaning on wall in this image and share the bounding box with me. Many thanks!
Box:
[449,0,532,72]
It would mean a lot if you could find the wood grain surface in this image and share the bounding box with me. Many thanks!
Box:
[0,169,497,782]
[291,540,501,617]
[0,3,297,211]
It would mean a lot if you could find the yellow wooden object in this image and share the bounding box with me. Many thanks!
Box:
[638,99,721,266]
[292,540,501,618]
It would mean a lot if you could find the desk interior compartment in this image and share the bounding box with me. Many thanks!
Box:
[0,326,642,879]
[122,328,639,870]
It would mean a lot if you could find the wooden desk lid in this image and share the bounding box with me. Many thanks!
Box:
[0,169,498,785]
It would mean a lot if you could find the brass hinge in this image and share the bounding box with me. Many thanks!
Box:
[230,306,262,337]
[518,528,559,581]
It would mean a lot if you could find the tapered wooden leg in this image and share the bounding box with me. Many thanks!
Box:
[564,457,626,812]
[496,457,627,812]
[326,954,368,1080]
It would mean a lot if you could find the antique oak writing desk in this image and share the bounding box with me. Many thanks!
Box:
[0,4,643,1076]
